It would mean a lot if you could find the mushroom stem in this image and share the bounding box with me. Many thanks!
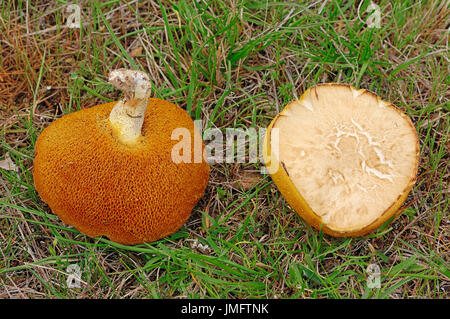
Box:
[108,69,152,145]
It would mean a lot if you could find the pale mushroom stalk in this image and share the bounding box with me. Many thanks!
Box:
[108,69,152,145]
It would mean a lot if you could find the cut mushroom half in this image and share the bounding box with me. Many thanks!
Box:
[263,83,419,237]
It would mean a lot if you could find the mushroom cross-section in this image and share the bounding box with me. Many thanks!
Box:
[263,83,419,237]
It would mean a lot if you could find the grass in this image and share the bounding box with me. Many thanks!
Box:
[0,0,449,298]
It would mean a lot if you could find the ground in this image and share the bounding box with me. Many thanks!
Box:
[0,0,449,298]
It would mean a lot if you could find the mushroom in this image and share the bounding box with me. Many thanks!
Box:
[33,69,210,245]
[263,84,419,237]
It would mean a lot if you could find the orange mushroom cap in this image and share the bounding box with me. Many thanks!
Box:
[33,70,210,245]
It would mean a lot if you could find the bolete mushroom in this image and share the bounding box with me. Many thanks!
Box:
[33,69,210,245]
[263,83,419,237]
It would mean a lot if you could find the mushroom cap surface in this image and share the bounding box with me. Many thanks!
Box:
[33,98,210,245]
[263,84,419,237]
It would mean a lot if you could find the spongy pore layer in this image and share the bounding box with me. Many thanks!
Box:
[33,98,210,245]
[271,84,419,232]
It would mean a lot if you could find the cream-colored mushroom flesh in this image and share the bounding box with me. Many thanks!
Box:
[271,84,418,232]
